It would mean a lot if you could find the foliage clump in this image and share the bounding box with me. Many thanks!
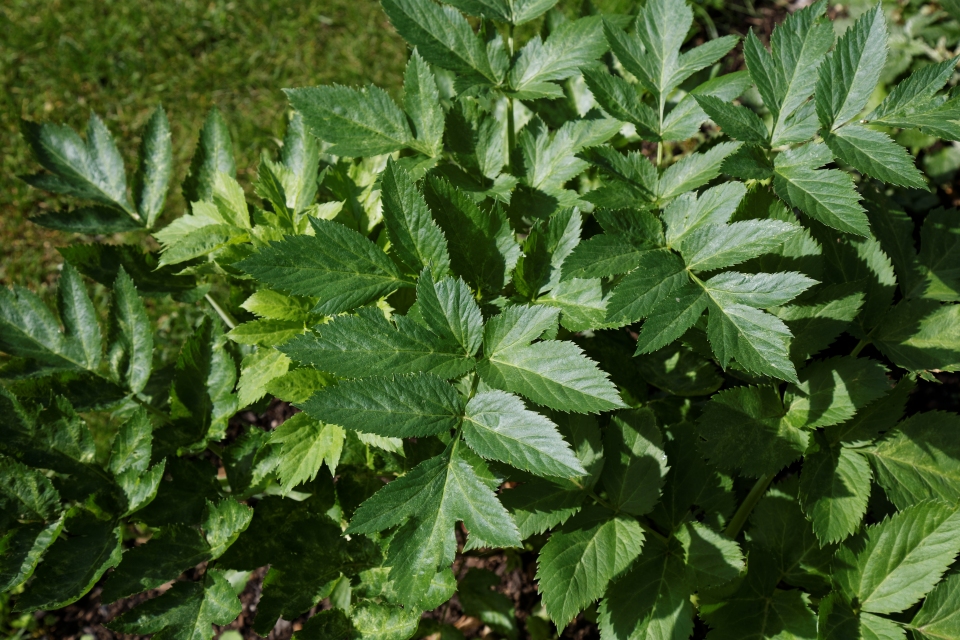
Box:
[3,0,960,638]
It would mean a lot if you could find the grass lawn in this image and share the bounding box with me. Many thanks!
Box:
[1,0,410,291]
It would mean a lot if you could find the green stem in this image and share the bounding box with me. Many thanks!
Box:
[507,97,516,174]
[204,293,238,330]
[131,394,173,425]
[850,338,869,357]
[724,473,774,539]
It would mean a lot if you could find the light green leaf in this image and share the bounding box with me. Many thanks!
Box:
[868,57,959,123]
[705,299,798,382]
[58,262,101,371]
[108,268,153,394]
[478,340,625,413]
[238,217,408,315]
[815,4,887,130]
[799,446,871,544]
[482,304,560,355]
[681,219,799,272]
[241,289,315,322]
[404,50,444,157]
[300,373,463,438]
[824,124,925,189]
[657,142,742,200]
[270,413,345,491]
[236,348,291,408]
[285,84,414,156]
[834,500,960,614]
[227,319,305,347]
[463,390,585,478]
[662,181,746,248]
[282,308,474,379]
[864,411,960,509]
[600,410,667,516]
[703,271,816,309]
[508,17,607,96]
[536,505,644,627]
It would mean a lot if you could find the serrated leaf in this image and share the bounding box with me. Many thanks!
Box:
[236,349,291,408]
[0,457,60,522]
[864,411,960,509]
[872,300,960,372]
[238,217,408,315]
[697,386,808,477]
[598,536,693,640]
[463,390,584,478]
[182,107,235,204]
[285,84,414,157]
[657,142,742,200]
[634,283,706,355]
[134,106,173,227]
[270,413,344,491]
[380,159,451,277]
[458,568,518,639]
[661,71,754,142]
[703,271,816,309]
[417,269,482,357]
[606,249,688,326]
[815,4,887,130]
[0,519,63,592]
[681,219,799,272]
[516,207,582,296]
[482,304,560,354]
[799,445,871,544]
[917,208,960,302]
[662,181,746,248]
[300,373,463,438]
[773,144,870,237]
[581,66,659,136]
[695,95,769,143]
[424,175,518,297]
[783,356,891,429]
[910,571,960,640]
[15,515,121,611]
[509,17,607,96]
[824,124,925,189]
[30,206,144,234]
[536,505,644,627]
[58,243,198,296]
[382,0,496,82]
[677,521,745,588]
[241,290,315,322]
[227,319,305,347]
[57,262,101,371]
[282,309,474,379]
[108,268,153,394]
[500,479,584,539]
[404,50,444,157]
[108,569,240,640]
[600,410,666,516]
[561,234,648,282]
[108,408,153,476]
[478,339,624,413]
[834,500,960,614]
[868,57,959,123]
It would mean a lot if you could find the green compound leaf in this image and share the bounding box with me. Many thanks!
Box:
[108,569,241,640]
[599,410,667,516]
[799,445,872,544]
[872,300,960,372]
[462,389,585,478]
[281,308,474,379]
[477,339,625,414]
[834,500,960,615]
[536,505,644,628]
[238,217,409,316]
[299,373,464,438]
[864,411,960,509]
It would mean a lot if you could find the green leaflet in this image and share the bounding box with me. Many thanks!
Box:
[134,106,173,227]
[458,569,518,639]
[910,571,960,640]
[417,269,483,357]
[0,457,60,522]
[508,17,608,98]
[677,521,745,589]
[462,389,585,478]
[536,505,644,627]
[108,268,153,395]
[182,107,236,204]
[872,300,960,372]
[917,208,960,302]
[834,500,960,615]
[599,410,667,516]
[824,124,925,189]
[281,308,475,379]
[0,519,64,592]
[695,95,769,144]
[783,356,891,429]
[606,250,688,326]
[380,159,451,277]
[799,445,872,544]
[597,536,692,640]
[864,411,960,509]
[697,386,808,477]
[300,373,463,438]
[109,569,241,640]
[815,4,887,130]
[269,413,345,491]
[238,217,410,315]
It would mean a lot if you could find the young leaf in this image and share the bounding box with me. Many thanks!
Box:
[133,106,173,227]
[238,217,409,315]
[299,373,464,438]
[270,413,344,491]
[536,505,644,627]
[508,17,607,98]
[462,390,585,478]
[404,50,444,157]
[834,500,960,614]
